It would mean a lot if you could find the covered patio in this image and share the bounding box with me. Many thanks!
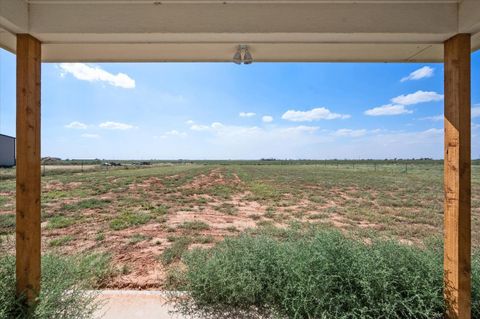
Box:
[0,0,479,318]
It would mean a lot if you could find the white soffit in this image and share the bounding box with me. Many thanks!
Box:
[0,0,479,62]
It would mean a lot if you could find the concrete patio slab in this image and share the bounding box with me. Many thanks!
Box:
[94,290,189,319]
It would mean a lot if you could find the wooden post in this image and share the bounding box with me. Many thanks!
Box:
[16,34,41,304]
[444,33,471,319]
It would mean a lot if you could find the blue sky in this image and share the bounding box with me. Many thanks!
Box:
[0,48,479,160]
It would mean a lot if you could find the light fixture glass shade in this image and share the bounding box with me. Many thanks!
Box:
[243,49,253,64]
[233,50,242,64]
[233,45,253,64]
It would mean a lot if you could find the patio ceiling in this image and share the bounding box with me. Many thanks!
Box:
[1,0,480,62]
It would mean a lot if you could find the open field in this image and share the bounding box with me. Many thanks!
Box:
[1,161,480,289]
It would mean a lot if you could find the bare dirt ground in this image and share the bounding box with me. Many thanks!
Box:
[1,163,479,289]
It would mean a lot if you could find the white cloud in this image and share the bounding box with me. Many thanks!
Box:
[416,106,479,121]
[211,122,224,129]
[391,90,443,105]
[59,63,135,89]
[364,104,413,116]
[65,121,88,129]
[99,121,135,130]
[421,114,443,121]
[473,106,480,119]
[160,130,187,139]
[401,66,434,82]
[186,120,195,125]
[421,128,443,136]
[365,90,443,117]
[332,129,368,137]
[282,107,350,122]
[190,121,319,137]
[58,121,456,160]
[196,123,326,146]
[282,125,319,133]
[262,115,274,123]
[180,122,447,159]
[239,112,256,118]
[189,122,224,131]
[362,128,442,148]
[81,133,100,139]
[190,124,211,131]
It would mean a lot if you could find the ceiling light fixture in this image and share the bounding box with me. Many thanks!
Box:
[233,45,253,65]
[243,46,253,64]
[233,48,242,64]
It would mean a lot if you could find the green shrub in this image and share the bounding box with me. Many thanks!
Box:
[95,232,105,242]
[61,198,111,211]
[181,229,480,319]
[77,252,114,287]
[248,182,280,201]
[109,211,152,230]
[179,221,210,231]
[161,237,192,265]
[0,214,15,235]
[207,185,236,199]
[194,235,215,244]
[0,253,112,319]
[128,234,150,245]
[46,216,75,229]
[49,235,74,247]
[149,204,169,215]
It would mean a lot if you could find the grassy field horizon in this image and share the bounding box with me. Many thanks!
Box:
[1,160,479,289]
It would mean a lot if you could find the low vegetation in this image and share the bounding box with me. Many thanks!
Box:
[61,198,111,211]
[179,227,480,319]
[0,253,113,319]
[161,237,192,265]
[46,215,76,229]
[0,214,15,235]
[1,161,479,290]
[49,235,74,247]
[109,211,152,230]
[179,221,210,231]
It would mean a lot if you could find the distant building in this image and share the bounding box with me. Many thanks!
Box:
[0,134,15,167]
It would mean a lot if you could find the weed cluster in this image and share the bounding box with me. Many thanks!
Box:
[0,253,112,319]
[181,229,480,319]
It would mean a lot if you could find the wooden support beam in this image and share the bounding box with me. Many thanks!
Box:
[444,33,471,319]
[16,34,41,304]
